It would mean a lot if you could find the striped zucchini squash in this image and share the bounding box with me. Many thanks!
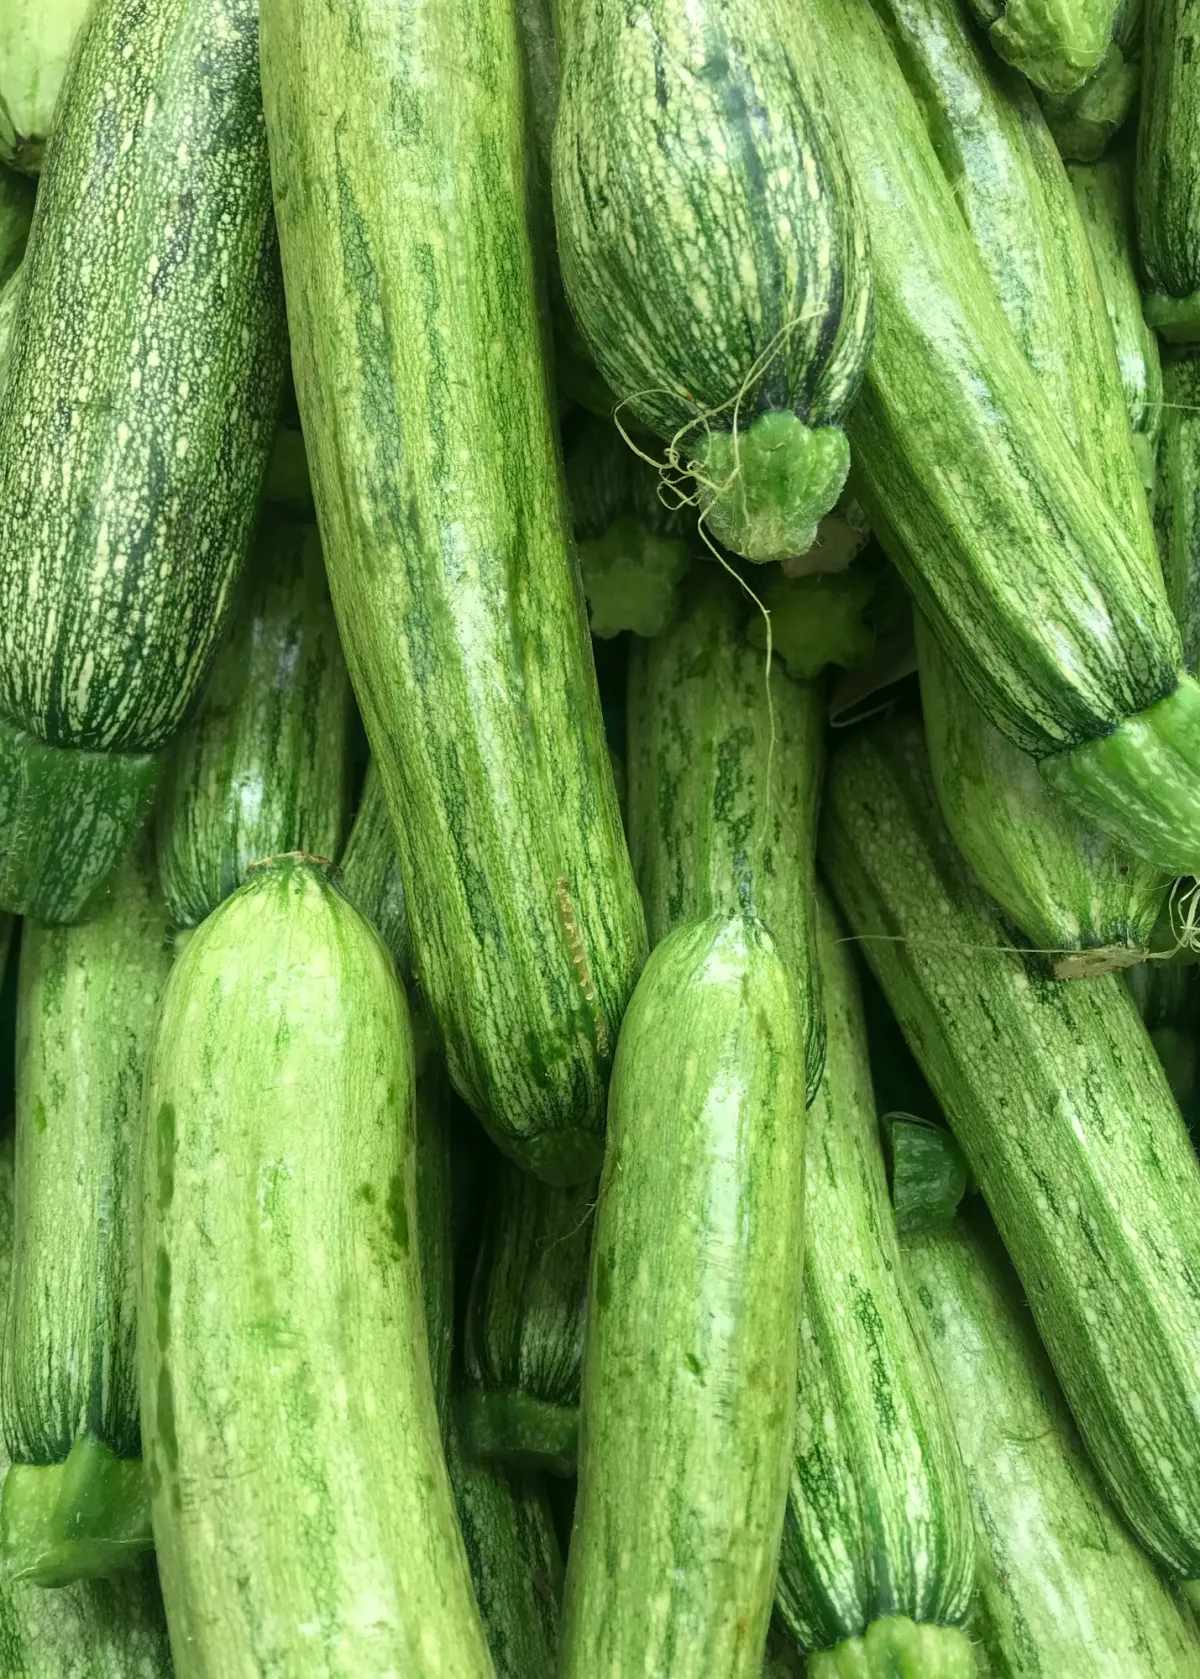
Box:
[559,915,806,1678]
[626,563,825,1100]
[140,853,494,1676]
[1137,0,1200,338]
[0,0,91,172]
[1155,350,1200,673]
[156,512,354,931]
[460,1159,594,1478]
[0,168,33,283]
[806,0,1200,876]
[961,0,1117,94]
[822,712,1200,1588]
[339,761,411,984]
[552,0,874,564]
[0,0,287,925]
[776,888,975,1677]
[904,1202,1200,1678]
[260,0,646,1187]
[1,834,171,1586]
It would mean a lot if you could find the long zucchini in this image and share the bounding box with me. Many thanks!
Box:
[139,854,494,1675]
[1155,350,1200,673]
[559,915,806,1677]
[626,563,825,1100]
[0,0,287,924]
[1137,0,1200,338]
[905,1201,1200,1677]
[0,1,91,173]
[156,511,354,931]
[260,0,646,1186]
[552,0,874,564]
[1,834,171,1586]
[776,889,975,1677]
[460,1160,594,1478]
[806,0,1200,876]
[822,712,1200,1587]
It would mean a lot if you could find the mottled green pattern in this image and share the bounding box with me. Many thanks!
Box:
[339,760,411,983]
[140,856,494,1677]
[0,0,91,172]
[626,564,825,1100]
[260,0,646,1185]
[822,715,1200,1581]
[962,0,1116,93]
[1137,0,1200,329]
[806,0,1181,758]
[1155,352,1200,673]
[559,916,806,1678]
[905,1215,1200,1678]
[776,889,974,1657]
[3,835,171,1472]
[0,0,286,755]
[156,513,354,930]
[918,619,1168,970]
[0,168,33,283]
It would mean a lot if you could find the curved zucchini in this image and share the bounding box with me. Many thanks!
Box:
[139,854,494,1675]
[339,761,411,983]
[626,564,825,1101]
[0,169,33,284]
[1,834,171,1586]
[559,915,806,1678]
[822,713,1200,1587]
[260,0,646,1186]
[0,0,287,923]
[0,0,91,173]
[156,512,354,930]
[805,0,1200,876]
[460,1159,594,1478]
[918,618,1168,975]
[777,888,974,1676]
[1137,0,1200,338]
[1155,351,1200,673]
[552,0,874,563]
[905,1208,1200,1678]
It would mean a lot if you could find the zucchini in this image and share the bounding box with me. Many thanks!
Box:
[821,712,1200,1587]
[961,0,1117,94]
[559,915,807,1677]
[1,833,171,1586]
[0,167,33,283]
[1039,27,1142,161]
[339,761,410,983]
[0,1,91,173]
[1155,351,1200,673]
[139,853,494,1675]
[775,888,975,1677]
[806,0,1200,876]
[904,1204,1200,1678]
[260,0,646,1186]
[0,0,287,924]
[460,1158,594,1477]
[551,0,874,564]
[156,511,354,930]
[626,563,826,1101]
[1137,0,1200,338]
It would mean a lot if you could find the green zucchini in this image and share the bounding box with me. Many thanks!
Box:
[1070,146,1163,490]
[0,0,287,924]
[338,761,410,984]
[559,915,807,1677]
[1,834,171,1586]
[460,1159,594,1477]
[905,1205,1200,1678]
[626,563,825,1101]
[961,0,1117,94]
[0,167,33,283]
[260,0,646,1187]
[140,853,493,1675]
[806,0,1200,877]
[0,1,91,173]
[1155,351,1200,673]
[552,0,874,564]
[1137,0,1200,338]
[1039,0,1142,164]
[776,888,974,1677]
[918,616,1168,975]
[821,712,1200,1587]
[156,511,354,930]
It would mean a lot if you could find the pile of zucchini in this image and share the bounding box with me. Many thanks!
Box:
[2,0,1200,1671]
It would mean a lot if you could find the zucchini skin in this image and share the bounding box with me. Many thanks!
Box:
[260,0,646,1186]
[339,761,411,984]
[552,0,874,563]
[461,1159,594,1477]
[0,1,91,173]
[905,1212,1200,1678]
[139,855,494,1676]
[961,0,1116,94]
[1137,0,1200,336]
[776,889,974,1671]
[559,915,806,1678]
[822,714,1200,1584]
[626,564,825,1101]
[156,512,354,930]
[1,834,171,1585]
[1155,351,1200,672]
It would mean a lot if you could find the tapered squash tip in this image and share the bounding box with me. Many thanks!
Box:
[807,1615,975,1679]
[690,412,850,565]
